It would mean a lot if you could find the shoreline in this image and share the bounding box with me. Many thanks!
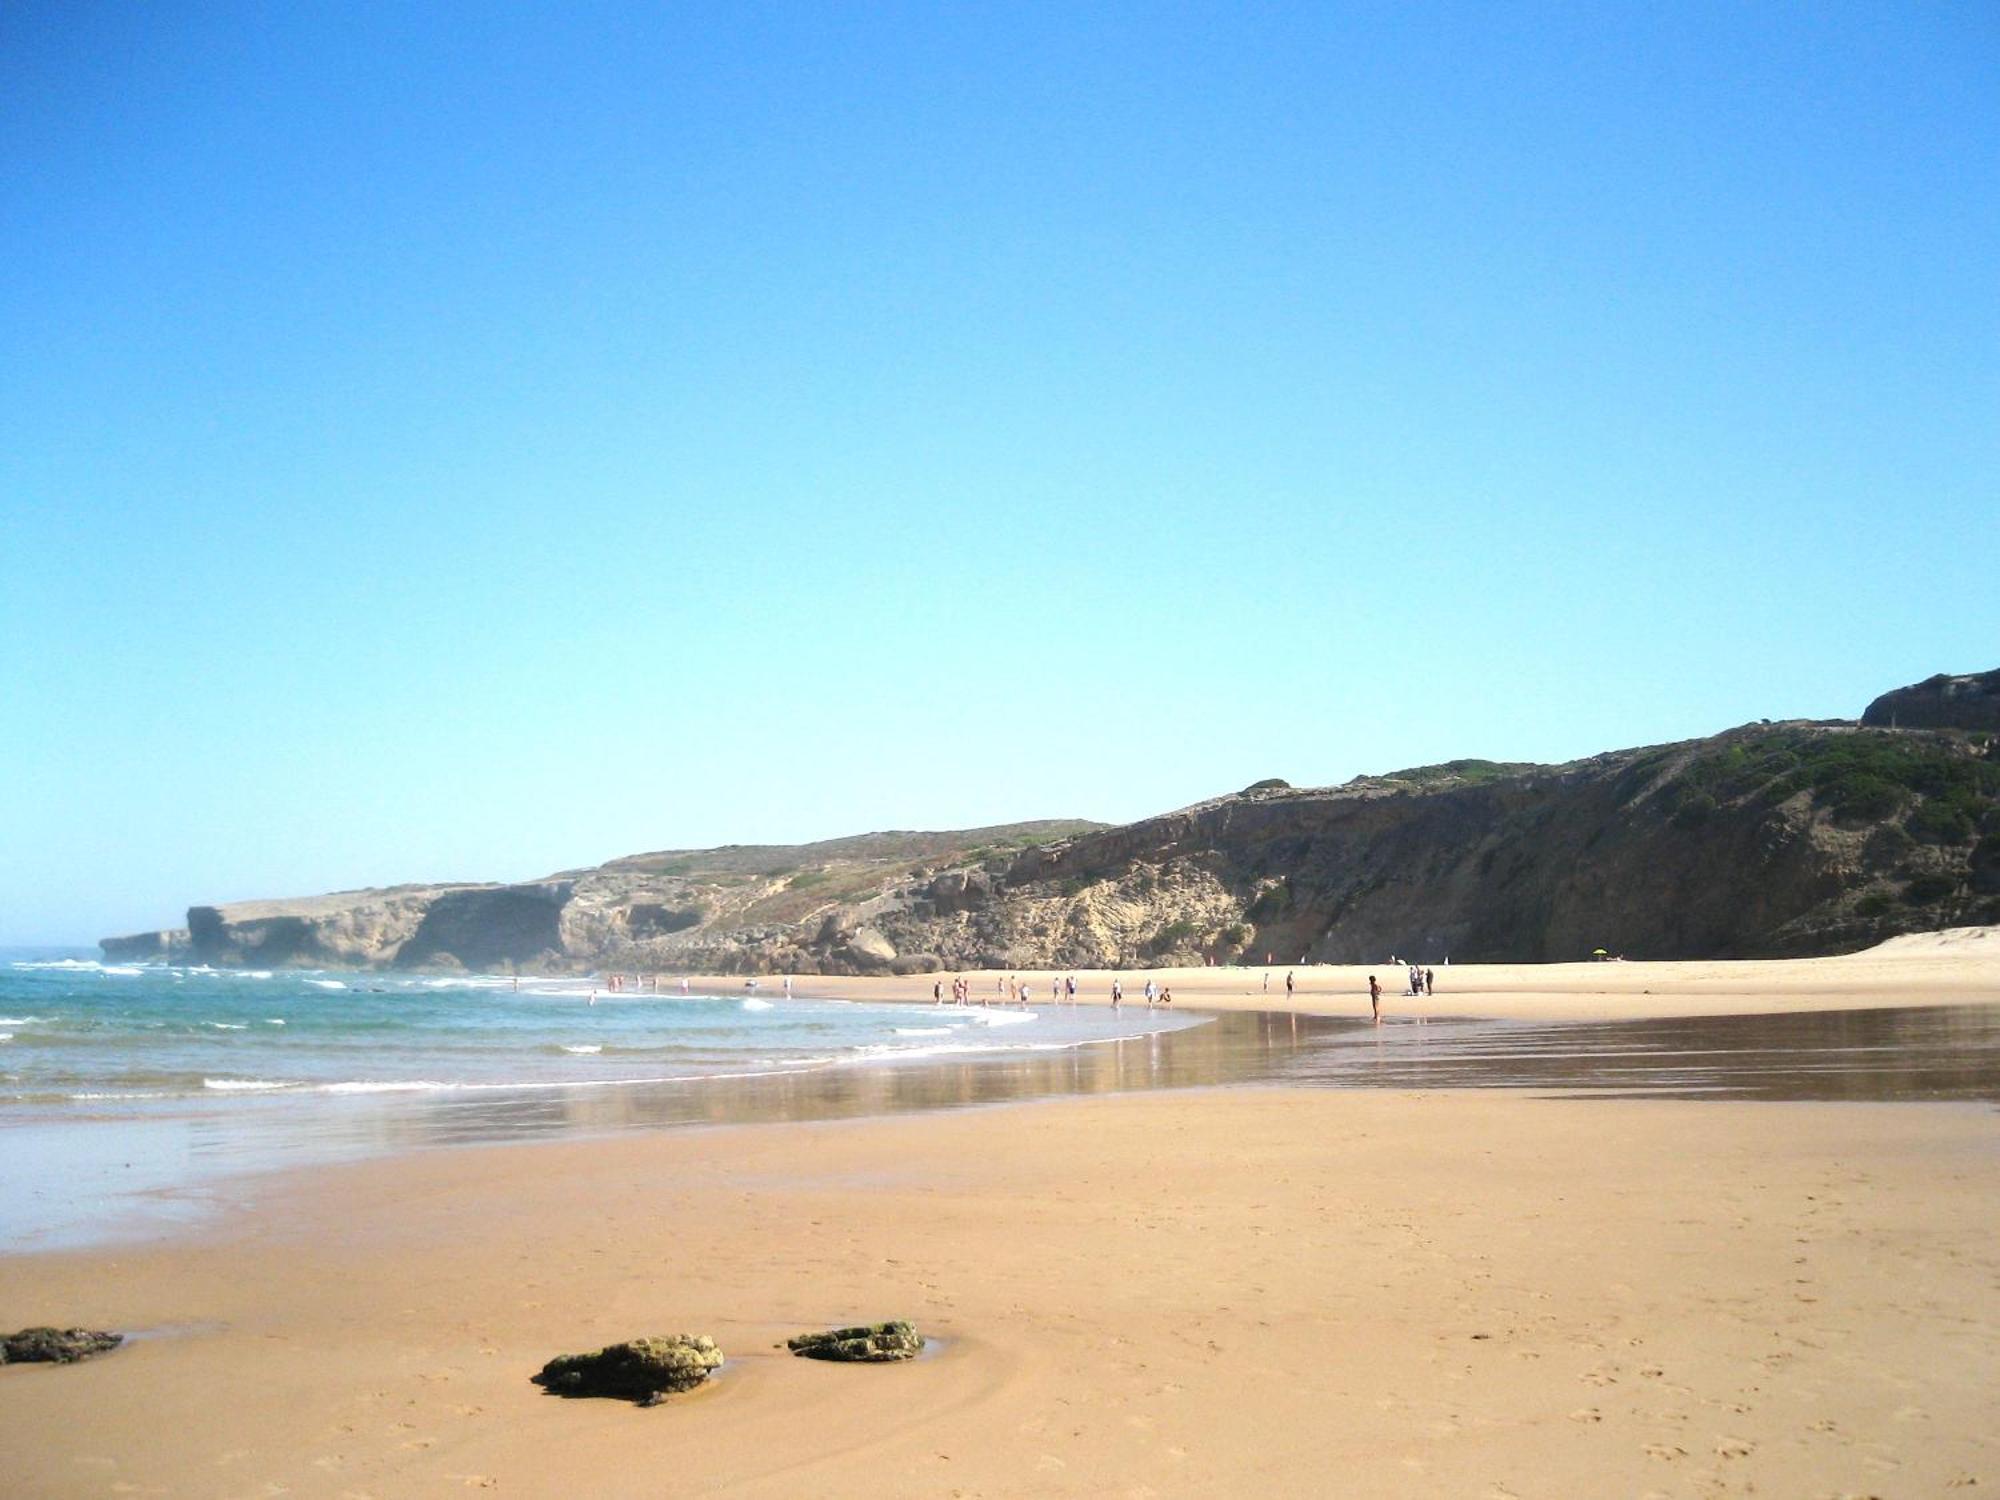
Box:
[5,942,1998,1495]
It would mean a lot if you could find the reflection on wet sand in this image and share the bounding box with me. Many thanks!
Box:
[199,1002,2000,1171]
[13,1004,1998,1251]
[205,1010,1318,1158]
[1286,1003,2000,1103]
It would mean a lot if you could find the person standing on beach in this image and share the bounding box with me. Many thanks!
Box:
[1066,973,1076,1004]
[1144,978,1157,1008]
[1285,970,1294,1000]
[1111,977,1122,1010]
[1368,974,1381,1024]
[1423,967,1435,996]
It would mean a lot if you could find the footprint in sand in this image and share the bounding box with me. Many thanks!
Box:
[1569,1408,1602,1424]
[1581,1369,1620,1387]
[1641,1443,1687,1462]
[1715,1437,1754,1459]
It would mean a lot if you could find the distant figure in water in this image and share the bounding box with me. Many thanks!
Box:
[783,976,793,999]
[1144,979,1157,1008]
[934,979,943,1004]
[1111,977,1123,1010]
[1160,986,1172,1005]
[1052,977,1061,1005]
[1065,973,1076,1003]
[1368,974,1381,1024]
[511,976,519,992]
[679,976,690,996]
[589,988,597,1007]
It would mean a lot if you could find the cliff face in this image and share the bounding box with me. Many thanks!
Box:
[101,677,2000,974]
[1863,670,2000,733]
[897,724,1997,967]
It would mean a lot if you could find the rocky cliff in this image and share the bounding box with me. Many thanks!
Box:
[1862,669,2000,733]
[102,673,2000,973]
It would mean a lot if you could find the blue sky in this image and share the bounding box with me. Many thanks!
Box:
[3,2,1995,943]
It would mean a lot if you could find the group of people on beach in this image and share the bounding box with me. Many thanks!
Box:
[936,973,1085,1007]
[928,973,1181,1009]
[583,962,1425,1025]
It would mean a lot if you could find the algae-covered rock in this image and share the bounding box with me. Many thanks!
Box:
[787,1320,923,1362]
[532,1334,722,1403]
[1,1327,123,1365]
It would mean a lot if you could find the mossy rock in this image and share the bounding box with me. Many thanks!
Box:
[1,1327,123,1364]
[787,1320,923,1362]
[532,1334,722,1404]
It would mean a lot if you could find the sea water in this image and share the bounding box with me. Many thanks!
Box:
[0,957,1202,1106]
[0,955,1209,1249]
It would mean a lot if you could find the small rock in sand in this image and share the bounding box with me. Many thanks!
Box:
[787,1320,924,1362]
[531,1334,722,1402]
[1,1327,124,1365]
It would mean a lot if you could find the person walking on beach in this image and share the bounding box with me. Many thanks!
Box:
[1111,977,1122,1010]
[1285,970,1295,1000]
[1066,973,1076,1004]
[1368,974,1381,1024]
[1143,978,1157,1008]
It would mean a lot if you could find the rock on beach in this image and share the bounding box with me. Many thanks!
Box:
[786,1320,924,1362]
[531,1334,723,1404]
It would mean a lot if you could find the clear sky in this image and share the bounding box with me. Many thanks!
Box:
[3,3,1995,944]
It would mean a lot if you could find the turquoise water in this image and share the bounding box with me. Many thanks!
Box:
[0,956,1209,1250]
[0,958,1196,1104]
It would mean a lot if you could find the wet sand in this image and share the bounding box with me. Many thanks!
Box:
[3,1088,1996,1498]
[3,934,1998,1496]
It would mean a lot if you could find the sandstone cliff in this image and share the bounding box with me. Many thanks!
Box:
[102,673,2000,974]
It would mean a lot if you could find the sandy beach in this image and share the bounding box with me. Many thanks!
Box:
[773,924,2000,1022]
[4,937,1998,1498]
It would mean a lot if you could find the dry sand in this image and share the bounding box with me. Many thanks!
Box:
[3,934,1998,1498]
[771,923,2000,1022]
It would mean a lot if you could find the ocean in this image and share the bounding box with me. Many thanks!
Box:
[0,957,1197,1104]
[0,954,1208,1250]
